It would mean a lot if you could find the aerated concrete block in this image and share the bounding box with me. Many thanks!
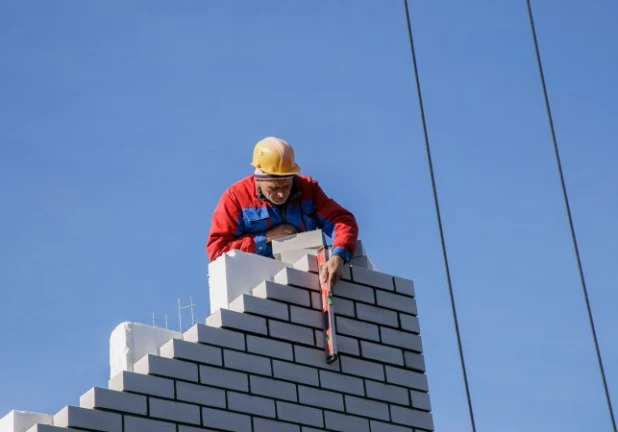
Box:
[53,406,122,432]
[390,405,435,430]
[253,280,311,307]
[207,249,292,315]
[350,266,394,291]
[201,407,252,432]
[0,410,53,432]
[223,349,273,376]
[344,395,390,421]
[228,294,290,321]
[246,334,294,361]
[124,416,176,432]
[274,267,319,291]
[149,398,201,425]
[410,390,432,411]
[250,375,298,402]
[206,308,268,335]
[227,392,276,418]
[199,365,248,391]
[394,275,415,297]
[271,230,326,256]
[183,323,246,351]
[133,354,198,382]
[175,381,226,409]
[26,427,78,432]
[109,321,181,379]
[79,387,147,415]
[276,401,324,428]
[159,338,222,367]
[324,411,369,432]
[108,370,175,399]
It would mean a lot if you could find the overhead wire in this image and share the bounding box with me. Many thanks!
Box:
[402,1,477,431]
[524,1,617,430]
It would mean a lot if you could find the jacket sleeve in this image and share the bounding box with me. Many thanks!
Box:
[312,180,359,263]
[206,190,268,261]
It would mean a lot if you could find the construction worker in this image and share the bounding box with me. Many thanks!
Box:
[206,136,358,289]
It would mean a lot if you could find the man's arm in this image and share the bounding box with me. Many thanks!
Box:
[312,180,359,263]
[206,190,267,261]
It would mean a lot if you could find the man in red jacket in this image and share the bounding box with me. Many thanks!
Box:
[206,136,359,289]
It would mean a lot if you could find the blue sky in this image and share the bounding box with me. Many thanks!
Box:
[1,1,617,430]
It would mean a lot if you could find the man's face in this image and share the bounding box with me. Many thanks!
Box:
[257,178,294,205]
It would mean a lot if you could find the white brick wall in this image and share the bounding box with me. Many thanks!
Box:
[1,242,434,432]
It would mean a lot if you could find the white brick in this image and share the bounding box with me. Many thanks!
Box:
[366,380,410,405]
[274,267,319,291]
[310,292,356,317]
[201,407,252,432]
[356,303,398,327]
[314,331,360,356]
[27,426,80,432]
[394,276,415,297]
[385,366,429,392]
[276,401,324,428]
[149,398,201,425]
[206,308,268,335]
[200,364,248,391]
[1,410,53,432]
[350,266,394,291]
[381,327,423,352]
[298,385,344,411]
[160,338,222,366]
[391,405,435,430]
[247,335,294,361]
[269,320,314,345]
[224,349,272,376]
[292,254,319,273]
[370,420,414,432]
[410,390,432,411]
[333,280,375,304]
[376,290,417,314]
[319,370,365,396]
[176,381,226,408]
[273,360,319,386]
[250,375,298,402]
[360,340,404,366]
[404,351,426,372]
[254,418,301,432]
[336,316,380,341]
[340,356,384,381]
[229,294,289,321]
[228,392,276,418]
[293,345,340,371]
[324,411,369,432]
[271,229,325,255]
[108,370,174,398]
[399,313,421,334]
[79,387,146,415]
[344,395,390,421]
[183,323,246,350]
[253,280,311,307]
[53,406,122,432]
[134,354,198,382]
[124,416,176,432]
[290,305,322,329]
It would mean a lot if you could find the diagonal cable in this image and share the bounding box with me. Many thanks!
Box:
[402,1,477,431]
[525,1,617,430]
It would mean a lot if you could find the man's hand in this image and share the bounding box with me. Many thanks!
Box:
[266,224,297,243]
[320,255,344,291]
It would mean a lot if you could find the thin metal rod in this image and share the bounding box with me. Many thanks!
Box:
[525,1,616,430]
[402,1,477,430]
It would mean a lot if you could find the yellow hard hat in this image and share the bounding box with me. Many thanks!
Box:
[251,136,301,176]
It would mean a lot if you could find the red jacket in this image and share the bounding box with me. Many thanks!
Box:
[207,174,358,262]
